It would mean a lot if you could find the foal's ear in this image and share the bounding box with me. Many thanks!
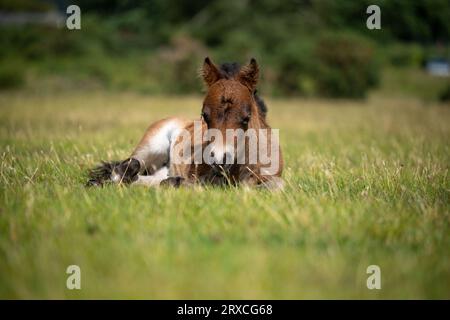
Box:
[238,58,259,91]
[201,57,222,87]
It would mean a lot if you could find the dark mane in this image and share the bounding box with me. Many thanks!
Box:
[219,62,241,78]
[219,62,268,117]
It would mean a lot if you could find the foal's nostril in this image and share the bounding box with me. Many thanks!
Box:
[209,150,233,167]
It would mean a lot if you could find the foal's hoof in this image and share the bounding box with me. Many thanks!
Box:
[160,176,185,188]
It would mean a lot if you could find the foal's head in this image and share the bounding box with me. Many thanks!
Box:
[201,57,261,132]
[200,57,263,169]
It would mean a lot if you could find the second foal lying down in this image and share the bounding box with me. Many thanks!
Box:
[87,58,283,189]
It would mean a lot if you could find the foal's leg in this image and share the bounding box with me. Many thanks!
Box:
[87,118,188,187]
[258,176,284,191]
[130,117,189,173]
[132,166,169,187]
[239,168,284,191]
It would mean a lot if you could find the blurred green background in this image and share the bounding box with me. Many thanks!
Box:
[0,0,449,100]
[1,0,449,299]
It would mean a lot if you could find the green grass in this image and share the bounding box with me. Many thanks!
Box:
[0,92,449,299]
[376,67,450,101]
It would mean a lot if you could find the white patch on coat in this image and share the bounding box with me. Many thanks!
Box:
[132,119,185,173]
[111,171,122,183]
[132,166,169,187]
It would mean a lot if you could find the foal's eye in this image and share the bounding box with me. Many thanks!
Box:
[201,112,210,124]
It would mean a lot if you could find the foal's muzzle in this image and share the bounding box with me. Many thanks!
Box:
[209,151,234,176]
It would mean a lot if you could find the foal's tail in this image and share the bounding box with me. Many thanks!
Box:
[86,158,141,187]
[86,160,122,187]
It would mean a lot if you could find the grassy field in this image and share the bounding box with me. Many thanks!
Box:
[0,91,449,299]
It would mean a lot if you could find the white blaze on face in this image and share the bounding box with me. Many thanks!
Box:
[202,128,235,165]
[211,142,235,165]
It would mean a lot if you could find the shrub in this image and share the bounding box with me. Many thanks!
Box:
[150,34,207,94]
[274,39,316,96]
[0,0,52,12]
[314,32,379,98]
[387,44,425,67]
[439,84,450,102]
[0,60,25,90]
